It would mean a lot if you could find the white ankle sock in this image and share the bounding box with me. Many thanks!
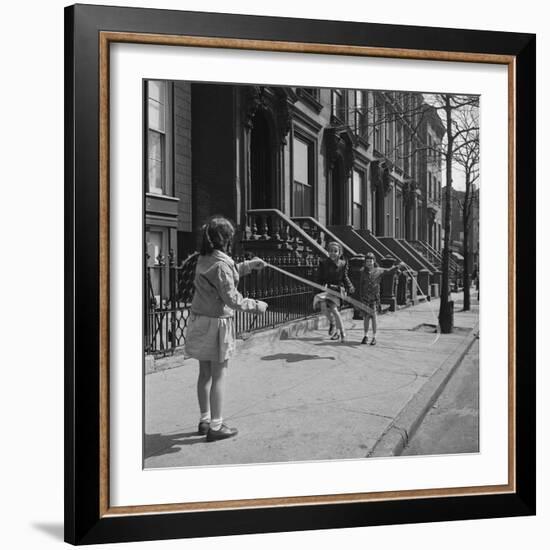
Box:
[210,418,222,431]
[200,412,211,422]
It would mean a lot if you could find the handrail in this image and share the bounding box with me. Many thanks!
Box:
[292,216,357,257]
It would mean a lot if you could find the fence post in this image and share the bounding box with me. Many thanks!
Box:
[169,250,176,353]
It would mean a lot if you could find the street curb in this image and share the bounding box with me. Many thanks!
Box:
[367,326,478,458]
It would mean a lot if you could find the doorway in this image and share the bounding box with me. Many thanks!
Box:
[328,158,346,226]
[250,110,275,209]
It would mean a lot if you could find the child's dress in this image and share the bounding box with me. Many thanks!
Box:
[359,264,401,314]
[185,250,258,363]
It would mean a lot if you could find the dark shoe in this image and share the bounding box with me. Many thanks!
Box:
[370,337,377,346]
[328,322,335,336]
[197,420,210,435]
[361,336,368,345]
[330,331,340,341]
[206,424,238,442]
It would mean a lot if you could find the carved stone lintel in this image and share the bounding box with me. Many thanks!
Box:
[325,126,356,178]
[372,160,393,197]
[243,86,264,129]
[243,86,297,145]
[402,179,417,206]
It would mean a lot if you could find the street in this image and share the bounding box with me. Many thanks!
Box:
[402,338,479,456]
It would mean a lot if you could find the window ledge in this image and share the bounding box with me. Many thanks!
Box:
[146,192,179,202]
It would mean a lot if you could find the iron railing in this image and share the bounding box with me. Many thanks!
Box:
[145,252,197,357]
[145,253,333,357]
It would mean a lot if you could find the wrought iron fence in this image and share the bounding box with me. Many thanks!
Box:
[233,255,321,335]
[145,253,328,357]
[145,252,197,357]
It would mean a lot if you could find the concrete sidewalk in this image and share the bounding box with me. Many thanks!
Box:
[144,294,479,468]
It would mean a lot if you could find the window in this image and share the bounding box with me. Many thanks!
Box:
[395,192,403,238]
[146,229,165,299]
[428,173,432,199]
[396,124,403,169]
[147,81,173,195]
[352,170,364,229]
[387,118,394,159]
[302,88,320,100]
[292,136,313,217]
[374,97,384,151]
[354,90,366,137]
[331,89,344,122]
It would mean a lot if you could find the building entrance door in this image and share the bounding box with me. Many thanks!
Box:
[374,187,385,235]
[250,111,275,209]
[328,159,345,226]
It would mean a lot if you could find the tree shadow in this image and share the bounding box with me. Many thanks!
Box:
[313,341,361,348]
[144,430,206,458]
[261,353,335,363]
[285,336,325,342]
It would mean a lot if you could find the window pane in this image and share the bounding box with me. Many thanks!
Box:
[148,81,166,133]
[148,159,163,194]
[353,204,362,229]
[293,138,309,185]
[148,130,164,194]
[293,182,302,216]
[148,98,165,133]
[353,171,363,206]
[293,181,313,217]
[148,81,164,103]
[146,231,164,297]
[303,183,312,216]
[148,130,163,161]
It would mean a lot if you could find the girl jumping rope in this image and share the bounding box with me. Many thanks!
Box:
[185,216,268,441]
[359,252,405,345]
[314,242,355,343]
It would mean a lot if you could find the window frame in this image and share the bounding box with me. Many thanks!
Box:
[145,80,174,197]
[291,132,315,218]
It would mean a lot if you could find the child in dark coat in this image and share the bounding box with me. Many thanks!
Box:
[314,242,354,342]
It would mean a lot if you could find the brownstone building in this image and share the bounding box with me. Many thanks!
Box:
[144,81,452,354]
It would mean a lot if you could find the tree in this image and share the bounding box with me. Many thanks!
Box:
[433,94,479,331]
[334,90,479,329]
[453,105,480,311]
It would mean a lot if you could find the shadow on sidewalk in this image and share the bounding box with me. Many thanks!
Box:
[145,430,205,458]
[261,353,336,363]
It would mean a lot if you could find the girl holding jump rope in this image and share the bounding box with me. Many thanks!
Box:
[185,216,268,441]
[314,242,355,343]
[359,252,405,345]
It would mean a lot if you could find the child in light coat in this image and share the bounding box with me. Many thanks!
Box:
[185,216,267,441]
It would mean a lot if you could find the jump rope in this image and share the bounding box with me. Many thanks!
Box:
[180,252,441,346]
[264,262,441,346]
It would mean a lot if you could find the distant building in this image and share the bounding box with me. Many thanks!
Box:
[442,185,480,275]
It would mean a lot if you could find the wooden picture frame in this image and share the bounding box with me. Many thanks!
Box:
[65,3,535,545]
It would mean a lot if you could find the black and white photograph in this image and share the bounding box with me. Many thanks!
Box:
[143,81,480,467]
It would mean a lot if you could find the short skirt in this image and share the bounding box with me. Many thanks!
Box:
[184,313,236,363]
[313,290,342,310]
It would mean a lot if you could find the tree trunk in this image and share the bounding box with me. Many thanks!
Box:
[462,180,471,311]
[438,95,454,333]
[463,224,470,311]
